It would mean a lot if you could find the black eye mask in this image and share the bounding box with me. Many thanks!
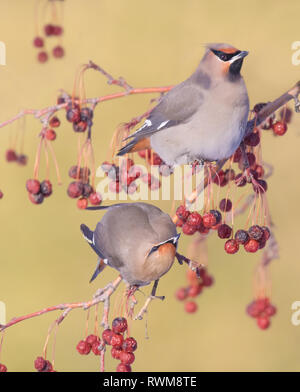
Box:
[210,49,241,62]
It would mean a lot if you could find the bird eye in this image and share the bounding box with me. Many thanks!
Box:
[220,53,229,61]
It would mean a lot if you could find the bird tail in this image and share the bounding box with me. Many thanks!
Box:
[80,223,94,243]
[90,258,106,283]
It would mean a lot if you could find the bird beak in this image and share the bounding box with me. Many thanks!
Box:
[230,50,249,63]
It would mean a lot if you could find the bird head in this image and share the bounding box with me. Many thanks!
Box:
[202,43,248,81]
[146,234,180,269]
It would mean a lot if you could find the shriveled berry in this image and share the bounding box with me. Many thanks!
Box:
[37,51,48,63]
[53,45,64,58]
[253,179,268,193]
[235,229,249,244]
[26,179,41,194]
[28,192,44,204]
[254,164,264,178]
[246,152,256,167]
[49,116,60,128]
[120,351,135,365]
[176,205,190,221]
[235,173,247,187]
[33,36,44,48]
[102,329,114,345]
[67,181,83,198]
[117,363,132,372]
[111,333,124,348]
[6,149,18,162]
[45,128,56,141]
[122,337,137,353]
[184,301,198,313]
[175,287,188,301]
[34,356,46,371]
[253,102,267,113]
[248,225,264,241]
[17,154,28,166]
[218,224,232,239]
[40,180,52,197]
[182,223,197,235]
[89,192,102,206]
[202,212,216,228]
[224,169,235,181]
[272,121,287,136]
[66,107,81,123]
[186,212,202,228]
[233,148,242,162]
[80,107,93,122]
[73,121,88,133]
[76,340,91,355]
[111,347,122,359]
[112,317,128,334]
[82,183,93,198]
[244,239,259,253]
[261,226,271,241]
[209,209,222,225]
[77,197,88,209]
[257,316,270,330]
[225,239,239,254]
[244,131,260,147]
[219,198,232,212]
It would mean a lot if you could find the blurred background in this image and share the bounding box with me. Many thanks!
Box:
[0,0,300,372]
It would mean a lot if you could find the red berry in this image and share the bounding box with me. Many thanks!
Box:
[122,337,137,353]
[112,317,128,334]
[202,213,216,228]
[209,209,222,225]
[102,329,114,345]
[82,183,93,198]
[53,25,63,36]
[45,128,56,141]
[111,347,122,359]
[244,131,260,147]
[28,192,44,205]
[248,225,264,241]
[176,205,190,221]
[225,239,239,254]
[119,351,135,365]
[219,198,232,212]
[49,116,60,128]
[17,154,28,166]
[68,166,80,179]
[235,173,247,187]
[89,192,102,206]
[117,363,132,372]
[37,51,48,63]
[257,316,270,330]
[76,340,91,355]
[175,287,188,301]
[26,179,41,194]
[73,121,88,133]
[253,179,268,194]
[272,121,287,136]
[53,45,64,58]
[186,212,202,228]
[0,363,7,372]
[246,152,256,167]
[188,284,202,297]
[234,229,249,244]
[202,275,214,287]
[33,36,44,48]
[92,341,102,355]
[66,107,81,123]
[44,24,54,36]
[184,301,198,313]
[85,334,100,346]
[41,360,53,372]
[265,305,277,317]
[244,239,259,253]
[6,149,18,162]
[40,180,52,197]
[77,197,88,209]
[34,356,46,371]
[233,148,242,162]
[67,181,83,198]
[0,191,3,199]
[246,301,261,318]
[182,223,197,235]
[254,164,264,178]
[218,224,232,239]
[111,333,124,348]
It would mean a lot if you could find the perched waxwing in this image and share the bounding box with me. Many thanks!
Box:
[80,202,181,292]
[118,43,249,166]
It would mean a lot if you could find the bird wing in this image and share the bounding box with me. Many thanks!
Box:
[121,83,204,143]
[80,223,108,261]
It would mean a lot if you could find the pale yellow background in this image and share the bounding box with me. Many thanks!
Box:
[0,0,300,372]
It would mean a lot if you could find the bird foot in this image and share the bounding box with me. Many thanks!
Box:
[134,294,165,321]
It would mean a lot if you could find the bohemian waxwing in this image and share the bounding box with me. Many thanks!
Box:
[80,202,181,292]
[118,43,249,166]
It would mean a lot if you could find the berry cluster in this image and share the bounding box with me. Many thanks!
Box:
[101,159,143,194]
[0,363,7,372]
[175,267,214,314]
[33,23,64,63]
[34,356,55,372]
[246,297,277,330]
[26,179,53,205]
[223,225,271,255]
[76,334,102,356]
[102,317,137,372]
[138,149,173,178]
[67,165,102,209]
[175,204,221,236]
[6,149,28,166]
[44,115,61,141]
[65,104,93,133]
